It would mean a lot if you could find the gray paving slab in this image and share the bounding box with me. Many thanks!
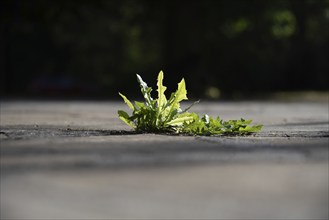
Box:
[1,100,328,219]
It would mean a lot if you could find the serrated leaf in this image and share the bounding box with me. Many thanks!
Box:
[136,74,153,105]
[209,116,221,128]
[157,70,167,111]
[175,78,188,103]
[119,92,134,110]
[165,78,188,122]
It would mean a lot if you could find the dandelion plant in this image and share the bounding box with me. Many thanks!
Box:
[118,71,262,135]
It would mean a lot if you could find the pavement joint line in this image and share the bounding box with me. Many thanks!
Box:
[1,127,329,140]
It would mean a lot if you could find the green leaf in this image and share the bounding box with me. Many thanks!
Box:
[202,114,210,124]
[167,113,194,126]
[134,101,145,109]
[119,92,134,110]
[174,78,188,104]
[165,78,188,121]
[239,124,263,133]
[157,70,167,111]
[118,110,135,128]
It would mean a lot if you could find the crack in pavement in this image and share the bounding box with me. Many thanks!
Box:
[1,126,328,140]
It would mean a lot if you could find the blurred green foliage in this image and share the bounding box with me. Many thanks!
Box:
[1,0,328,98]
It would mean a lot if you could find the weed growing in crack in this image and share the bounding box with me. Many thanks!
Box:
[118,71,262,135]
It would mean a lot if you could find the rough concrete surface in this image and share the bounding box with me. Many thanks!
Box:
[0,100,328,219]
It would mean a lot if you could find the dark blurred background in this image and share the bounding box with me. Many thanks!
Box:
[1,0,328,99]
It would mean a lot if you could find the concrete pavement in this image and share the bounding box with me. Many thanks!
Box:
[1,100,328,219]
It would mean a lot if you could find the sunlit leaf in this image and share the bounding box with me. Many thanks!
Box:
[157,70,167,111]
[167,113,194,126]
[136,74,153,106]
[165,78,188,122]
[119,92,134,110]
[134,101,145,109]
[118,110,135,128]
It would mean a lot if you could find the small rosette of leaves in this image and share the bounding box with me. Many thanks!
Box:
[118,71,262,135]
[180,113,263,135]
